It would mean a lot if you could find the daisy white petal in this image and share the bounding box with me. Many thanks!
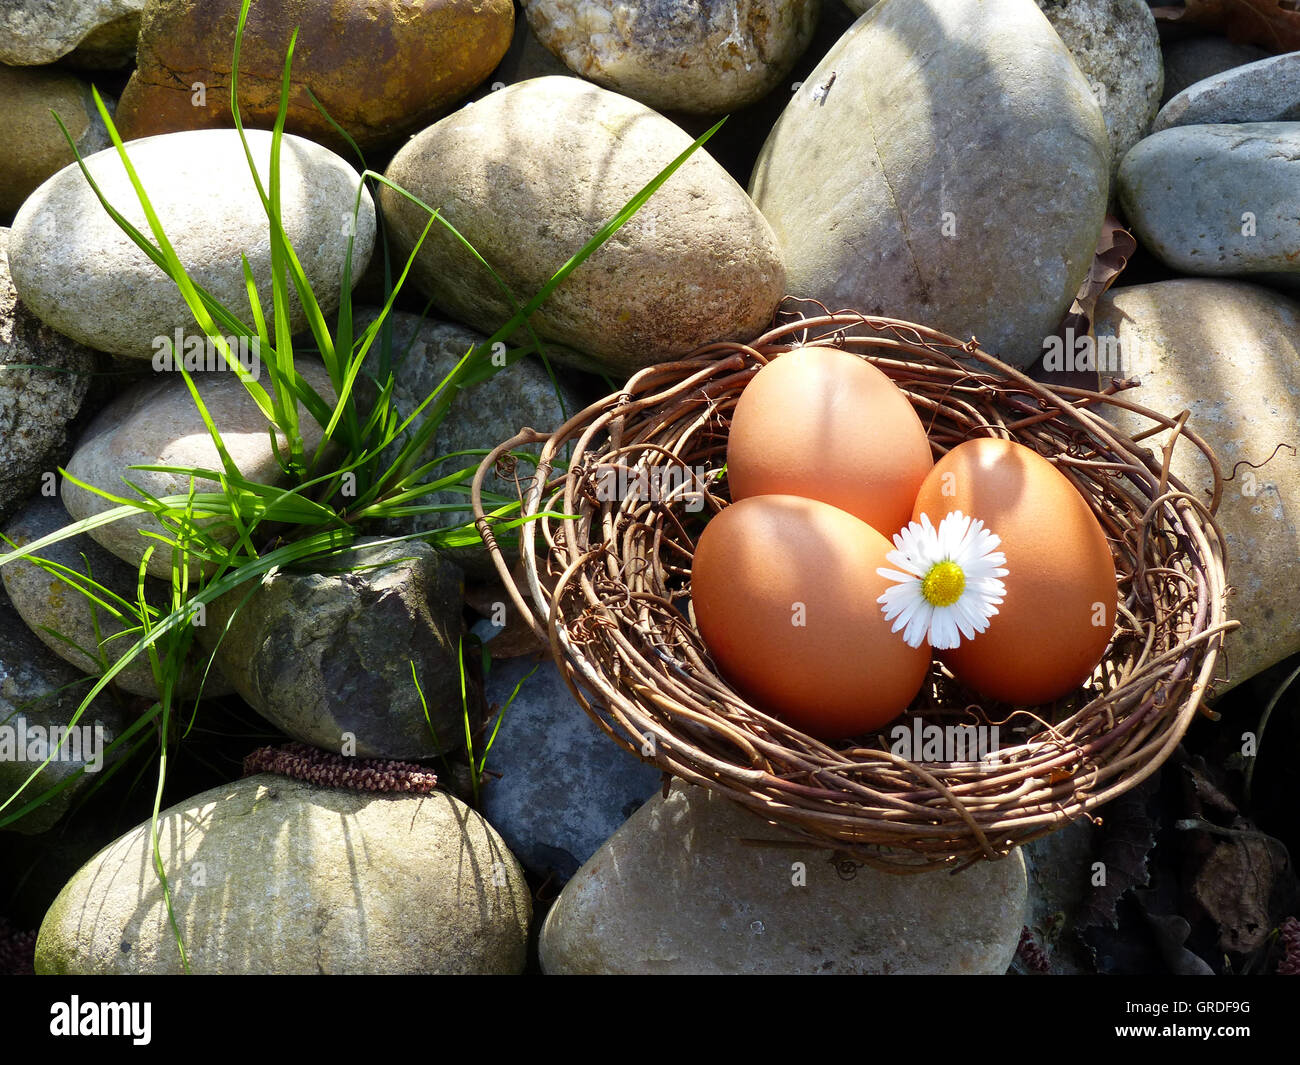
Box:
[875,509,1011,651]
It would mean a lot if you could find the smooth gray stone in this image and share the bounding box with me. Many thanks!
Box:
[540,781,1028,974]
[0,592,121,835]
[381,76,786,380]
[9,128,374,360]
[1096,279,1300,692]
[1118,123,1300,276]
[1160,35,1271,104]
[2,495,231,700]
[751,0,1109,368]
[202,538,477,761]
[1154,52,1300,132]
[36,775,531,973]
[61,360,336,580]
[480,656,662,881]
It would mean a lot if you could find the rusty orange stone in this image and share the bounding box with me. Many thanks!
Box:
[115,0,514,152]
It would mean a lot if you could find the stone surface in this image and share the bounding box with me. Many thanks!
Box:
[750,0,1109,368]
[61,7,141,67]
[539,781,1027,974]
[356,308,584,576]
[35,775,531,973]
[61,360,336,580]
[1018,819,1098,974]
[0,0,144,66]
[1160,35,1271,103]
[466,564,548,658]
[480,656,662,881]
[521,0,820,114]
[1034,0,1163,182]
[2,496,231,700]
[0,228,96,525]
[1095,280,1300,690]
[0,67,113,219]
[481,10,574,91]
[1118,123,1300,277]
[382,76,786,380]
[115,0,514,152]
[0,593,121,836]
[1154,52,1300,132]
[201,538,476,760]
[9,128,375,360]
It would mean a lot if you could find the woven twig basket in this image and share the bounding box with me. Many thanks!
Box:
[471,310,1235,871]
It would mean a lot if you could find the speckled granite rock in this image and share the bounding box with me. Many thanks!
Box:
[0,0,144,67]
[0,228,95,525]
[522,0,820,114]
[1034,0,1163,182]
[355,308,584,576]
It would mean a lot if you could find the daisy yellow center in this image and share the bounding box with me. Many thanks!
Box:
[921,560,965,607]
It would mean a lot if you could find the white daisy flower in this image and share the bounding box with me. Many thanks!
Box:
[876,511,1009,651]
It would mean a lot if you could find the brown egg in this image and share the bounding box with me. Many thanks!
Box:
[726,346,933,538]
[911,438,1117,705]
[691,494,931,739]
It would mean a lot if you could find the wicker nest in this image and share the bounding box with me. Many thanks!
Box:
[471,310,1235,871]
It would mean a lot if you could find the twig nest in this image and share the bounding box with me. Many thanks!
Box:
[473,311,1231,867]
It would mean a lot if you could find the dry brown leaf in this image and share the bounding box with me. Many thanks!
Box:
[1076,775,1160,932]
[1153,1,1300,52]
[1060,215,1138,341]
[1034,216,1136,391]
[1189,824,1290,952]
